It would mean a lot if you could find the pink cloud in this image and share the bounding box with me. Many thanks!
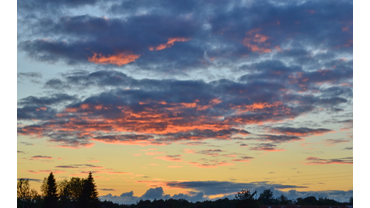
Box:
[154,155,183,162]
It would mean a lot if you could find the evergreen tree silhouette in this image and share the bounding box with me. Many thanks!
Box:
[78,172,100,208]
[258,189,275,205]
[41,172,58,208]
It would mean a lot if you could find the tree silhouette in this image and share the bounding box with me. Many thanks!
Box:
[276,194,291,205]
[78,172,100,208]
[58,179,74,208]
[258,189,275,205]
[69,177,85,203]
[41,172,58,208]
[17,179,42,208]
[235,189,258,208]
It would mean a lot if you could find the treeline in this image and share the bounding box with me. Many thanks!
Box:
[17,173,353,208]
[17,172,99,208]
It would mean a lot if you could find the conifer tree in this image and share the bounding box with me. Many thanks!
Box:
[41,172,58,208]
[78,172,100,208]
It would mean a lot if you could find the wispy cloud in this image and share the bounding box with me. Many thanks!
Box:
[305,157,353,165]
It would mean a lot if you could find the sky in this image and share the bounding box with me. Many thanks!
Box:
[13,0,359,204]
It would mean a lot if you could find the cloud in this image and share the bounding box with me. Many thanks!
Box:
[17,0,352,151]
[27,169,66,174]
[17,178,42,182]
[249,143,285,152]
[17,105,57,120]
[55,165,78,169]
[197,149,224,156]
[343,147,353,150]
[338,119,353,131]
[54,164,103,170]
[242,28,272,54]
[305,157,353,165]
[149,37,191,51]
[99,188,205,205]
[270,127,333,137]
[231,156,254,163]
[323,139,350,146]
[30,155,53,160]
[99,183,352,204]
[187,161,235,169]
[165,181,307,196]
[92,134,154,146]
[246,134,303,143]
[154,155,183,162]
[100,188,116,191]
[88,52,140,66]
[18,14,199,71]
[18,93,78,106]
[18,70,335,148]
[18,0,352,74]
[181,141,208,146]
[19,142,34,146]
[141,187,167,199]
[18,72,43,83]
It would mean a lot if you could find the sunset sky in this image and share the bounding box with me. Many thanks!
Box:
[15,0,357,204]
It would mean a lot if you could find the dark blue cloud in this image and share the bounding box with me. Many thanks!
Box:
[17,69,351,147]
[141,187,167,199]
[18,93,78,106]
[17,106,57,120]
[18,0,352,73]
[165,181,307,196]
[17,0,353,149]
[99,185,352,204]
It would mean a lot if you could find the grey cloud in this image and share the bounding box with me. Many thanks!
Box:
[99,184,352,204]
[271,127,333,137]
[165,181,307,196]
[18,70,350,148]
[18,72,42,79]
[17,178,42,182]
[246,134,302,143]
[44,79,71,90]
[17,106,57,120]
[18,0,352,74]
[18,93,78,106]
[100,188,116,191]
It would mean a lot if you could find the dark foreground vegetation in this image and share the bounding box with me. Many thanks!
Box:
[18,172,353,208]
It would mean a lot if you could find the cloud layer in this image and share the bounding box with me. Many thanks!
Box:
[99,183,352,205]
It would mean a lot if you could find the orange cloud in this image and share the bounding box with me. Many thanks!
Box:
[231,101,284,115]
[149,37,190,51]
[88,52,140,66]
[183,149,196,154]
[243,29,271,53]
